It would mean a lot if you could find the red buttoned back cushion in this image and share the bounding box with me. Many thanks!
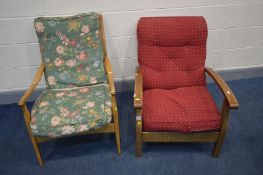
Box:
[137,17,208,90]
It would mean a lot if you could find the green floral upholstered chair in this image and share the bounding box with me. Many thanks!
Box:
[18,13,121,166]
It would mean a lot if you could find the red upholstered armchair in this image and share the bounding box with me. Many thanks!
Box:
[134,17,239,157]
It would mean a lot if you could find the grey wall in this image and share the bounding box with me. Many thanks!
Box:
[0,0,263,104]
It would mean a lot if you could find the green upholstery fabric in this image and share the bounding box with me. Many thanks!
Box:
[34,13,106,89]
[30,84,112,137]
[31,13,113,138]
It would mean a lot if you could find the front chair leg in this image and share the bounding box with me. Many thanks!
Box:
[136,109,143,157]
[112,96,121,154]
[212,133,226,157]
[30,136,44,166]
[212,98,230,157]
[20,104,44,166]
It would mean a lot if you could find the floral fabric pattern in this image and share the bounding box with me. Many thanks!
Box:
[30,84,112,137]
[34,13,106,89]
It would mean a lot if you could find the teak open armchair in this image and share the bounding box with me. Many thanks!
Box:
[134,17,239,157]
[18,13,121,166]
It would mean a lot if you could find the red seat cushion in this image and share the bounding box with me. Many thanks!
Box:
[137,17,208,90]
[142,86,222,132]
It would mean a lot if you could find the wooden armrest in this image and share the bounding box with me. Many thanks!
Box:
[134,66,143,109]
[105,57,116,95]
[205,67,239,109]
[18,64,45,106]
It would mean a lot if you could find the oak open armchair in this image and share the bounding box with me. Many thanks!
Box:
[134,17,239,157]
[18,13,121,166]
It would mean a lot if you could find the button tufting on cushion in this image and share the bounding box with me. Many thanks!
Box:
[137,17,208,90]
[137,17,222,132]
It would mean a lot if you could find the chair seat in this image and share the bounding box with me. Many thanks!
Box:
[142,86,222,132]
[30,84,112,137]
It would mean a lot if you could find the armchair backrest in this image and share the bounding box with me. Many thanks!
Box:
[35,13,106,89]
[137,17,208,90]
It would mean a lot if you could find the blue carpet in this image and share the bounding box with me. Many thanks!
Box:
[0,77,263,175]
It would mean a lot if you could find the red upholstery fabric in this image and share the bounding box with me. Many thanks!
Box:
[137,17,208,90]
[138,17,221,132]
[142,87,222,132]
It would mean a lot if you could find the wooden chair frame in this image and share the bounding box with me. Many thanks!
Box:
[134,66,239,157]
[18,14,121,166]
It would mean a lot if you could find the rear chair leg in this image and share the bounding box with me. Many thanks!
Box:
[136,128,142,157]
[114,122,121,154]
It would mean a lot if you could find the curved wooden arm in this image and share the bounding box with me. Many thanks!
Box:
[105,57,116,95]
[18,64,45,106]
[134,66,143,109]
[205,67,239,109]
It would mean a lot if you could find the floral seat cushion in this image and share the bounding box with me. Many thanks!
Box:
[30,84,112,137]
[34,12,106,89]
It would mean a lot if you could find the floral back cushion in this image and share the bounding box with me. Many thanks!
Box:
[34,13,106,89]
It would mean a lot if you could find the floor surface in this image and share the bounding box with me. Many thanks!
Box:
[0,77,262,175]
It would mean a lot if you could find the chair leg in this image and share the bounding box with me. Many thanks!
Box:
[114,123,121,154]
[30,136,44,166]
[112,96,121,154]
[136,128,142,157]
[20,104,44,166]
[135,109,143,157]
[212,98,230,157]
[212,133,226,157]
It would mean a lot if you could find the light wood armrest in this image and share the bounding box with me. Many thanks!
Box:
[134,66,143,109]
[105,57,116,95]
[18,64,45,106]
[205,67,239,109]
